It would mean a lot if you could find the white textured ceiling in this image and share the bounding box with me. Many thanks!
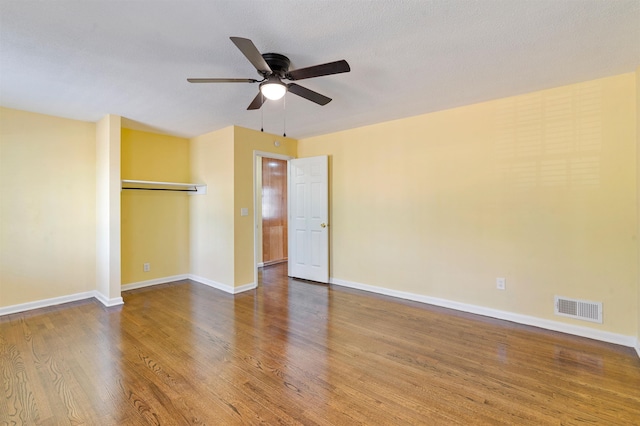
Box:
[1,0,639,139]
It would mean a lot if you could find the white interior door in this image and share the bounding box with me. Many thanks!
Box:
[288,155,329,283]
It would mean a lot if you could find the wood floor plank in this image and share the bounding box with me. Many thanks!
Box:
[1,262,639,425]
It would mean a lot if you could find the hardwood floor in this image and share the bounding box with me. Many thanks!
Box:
[1,263,639,425]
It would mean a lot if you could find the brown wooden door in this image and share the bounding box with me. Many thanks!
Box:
[262,158,288,265]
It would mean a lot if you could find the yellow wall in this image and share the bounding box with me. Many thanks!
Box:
[298,73,638,336]
[0,108,97,306]
[121,128,190,284]
[189,126,236,286]
[636,66,640,350]
[188,125,297,288]
[233,126,296,286]
[3,72,638,346]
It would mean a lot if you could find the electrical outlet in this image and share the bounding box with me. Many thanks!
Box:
[496,277,506,290]
[143,263,150,272]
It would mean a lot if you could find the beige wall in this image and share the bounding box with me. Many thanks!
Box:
[637,66,640,351]
[121,128,190,284]
[299,73,638,336]
[1,108,97,307]
[189,126,236,287]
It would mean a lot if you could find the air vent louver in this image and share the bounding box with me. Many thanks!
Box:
[555,296,602,323]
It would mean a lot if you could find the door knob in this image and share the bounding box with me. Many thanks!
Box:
[320,223,327,228]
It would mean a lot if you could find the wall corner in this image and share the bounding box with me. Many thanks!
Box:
[96,114,122,304]
[636,66,640,352]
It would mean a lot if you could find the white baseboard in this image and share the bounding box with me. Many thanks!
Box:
[0,272,255,315]
[330,278,638,350]
[121,274,189,292]
[0,289,124,316]
[93,291,124,307]
[234,282,258,294]
[636,342,640,359]
[189,274,256,294]
[122,274,257,295]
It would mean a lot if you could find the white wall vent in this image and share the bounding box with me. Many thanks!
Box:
[554,296,602,324]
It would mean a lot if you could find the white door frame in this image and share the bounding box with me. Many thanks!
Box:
[253,150,294,287]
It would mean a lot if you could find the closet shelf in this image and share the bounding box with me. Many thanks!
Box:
[121,179,207,194]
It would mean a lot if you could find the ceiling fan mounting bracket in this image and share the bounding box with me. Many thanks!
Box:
[261,53,291,77]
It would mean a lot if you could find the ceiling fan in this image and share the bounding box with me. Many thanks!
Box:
[188,37,350,110]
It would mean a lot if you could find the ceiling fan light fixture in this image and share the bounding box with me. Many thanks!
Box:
[260,78,286,100]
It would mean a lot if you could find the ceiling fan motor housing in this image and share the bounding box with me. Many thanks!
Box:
[261,53,291,77]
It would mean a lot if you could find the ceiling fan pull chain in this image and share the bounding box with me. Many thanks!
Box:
[283,93,287,137]
[260,92,264,132]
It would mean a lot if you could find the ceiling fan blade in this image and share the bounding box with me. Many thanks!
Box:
[286,60,350,81]
[230,37,272,74]
[187,78,259,83]
[287,83,331,105]
[247,92,266,110]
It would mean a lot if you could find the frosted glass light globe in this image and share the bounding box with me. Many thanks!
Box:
[260,80,286,100]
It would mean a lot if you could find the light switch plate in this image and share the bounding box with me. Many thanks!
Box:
[240,208,249,216]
